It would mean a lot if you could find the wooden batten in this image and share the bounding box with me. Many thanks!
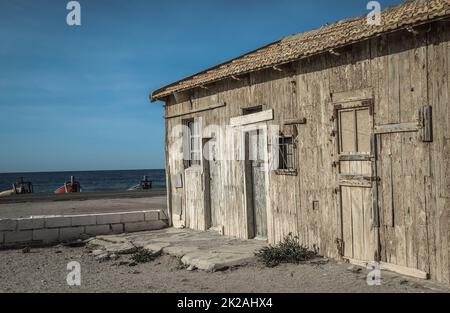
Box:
[346,258,429,280]
[283,118,307,126]
[339,154,372,161]
[230,109,274,127]
[374,122,420,134]
[165,103,226,119]
[380,262,429,280]
[331,88,374,103]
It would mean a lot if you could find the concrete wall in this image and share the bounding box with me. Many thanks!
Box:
[0,210,168,248]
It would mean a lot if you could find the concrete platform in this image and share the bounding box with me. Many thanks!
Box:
[88,228,268,272]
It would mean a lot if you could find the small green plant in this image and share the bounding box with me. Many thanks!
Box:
[131,248,161,264]
[255,233,317,267]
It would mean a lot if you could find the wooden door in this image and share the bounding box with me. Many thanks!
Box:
[336,103,379,262]
[246,130,268,239]
[376,130,430,276]
[184,168,206,231]
[207,138,221,228]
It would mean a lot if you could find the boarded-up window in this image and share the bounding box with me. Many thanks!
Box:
[339,108,370,154]
[340,110,355,153]
[184,118,201,167]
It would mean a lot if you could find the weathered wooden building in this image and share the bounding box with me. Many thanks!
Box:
[151,0,450,283]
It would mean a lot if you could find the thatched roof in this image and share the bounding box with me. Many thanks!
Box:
[151,0,450,101]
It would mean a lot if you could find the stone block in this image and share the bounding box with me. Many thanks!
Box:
[0,219,17,231]
[60,227,85,241]
[85,225,111,236]
[96,213,121,225]
[71,215,96,226]
[124,220,167,233]
[5,231,32,243]
[120,212,145,223]
[45,217,71,228]
[17,218,45,230]
[33,228,59,242]
[144,211,160,221]
[110,224,124,234]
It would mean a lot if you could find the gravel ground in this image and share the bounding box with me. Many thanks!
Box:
[0,245,449,293]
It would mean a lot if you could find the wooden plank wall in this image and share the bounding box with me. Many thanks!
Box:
[371,29,431,277]
[427,21,450,283]
[163,21,450,283]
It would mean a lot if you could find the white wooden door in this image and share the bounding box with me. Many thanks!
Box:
[207,139,221,228]
[184,168,206,231]
[246,130,268,239]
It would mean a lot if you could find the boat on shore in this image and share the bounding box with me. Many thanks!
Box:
[127,175,153,191]
[0,177,34,198]
[0,189,15,198]
[54,176,81,194]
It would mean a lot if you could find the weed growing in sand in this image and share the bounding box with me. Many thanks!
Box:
[131,248,161,264]
[255,233,317,267]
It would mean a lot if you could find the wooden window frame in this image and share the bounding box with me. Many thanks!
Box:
[275,135,297,176]
[183,118,201,168]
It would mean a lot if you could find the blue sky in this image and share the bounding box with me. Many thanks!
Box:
[0,0,402,173]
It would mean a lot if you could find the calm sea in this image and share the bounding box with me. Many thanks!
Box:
[0,169,166,194]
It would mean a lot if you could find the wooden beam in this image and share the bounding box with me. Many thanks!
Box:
[339,174,376,188]
[331,88,374,103]
[339,174,376,182]
[165,103,226,119]
[374,122,420,134]
[346,259,429,280]
[380,262,429,280]
[283,118,307,126]
[230,109,274,127]
[339,154,372,161]
[339,179,372,188]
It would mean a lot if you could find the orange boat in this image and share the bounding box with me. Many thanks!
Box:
[54,176,81,194]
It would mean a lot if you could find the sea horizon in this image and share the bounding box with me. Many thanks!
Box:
[0,169,166,194]
[0,168,165,175]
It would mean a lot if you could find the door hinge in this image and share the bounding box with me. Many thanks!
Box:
[420,105,433,142]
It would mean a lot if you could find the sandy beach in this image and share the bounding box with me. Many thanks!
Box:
[1,244,449,293]
[0,190,167,219]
